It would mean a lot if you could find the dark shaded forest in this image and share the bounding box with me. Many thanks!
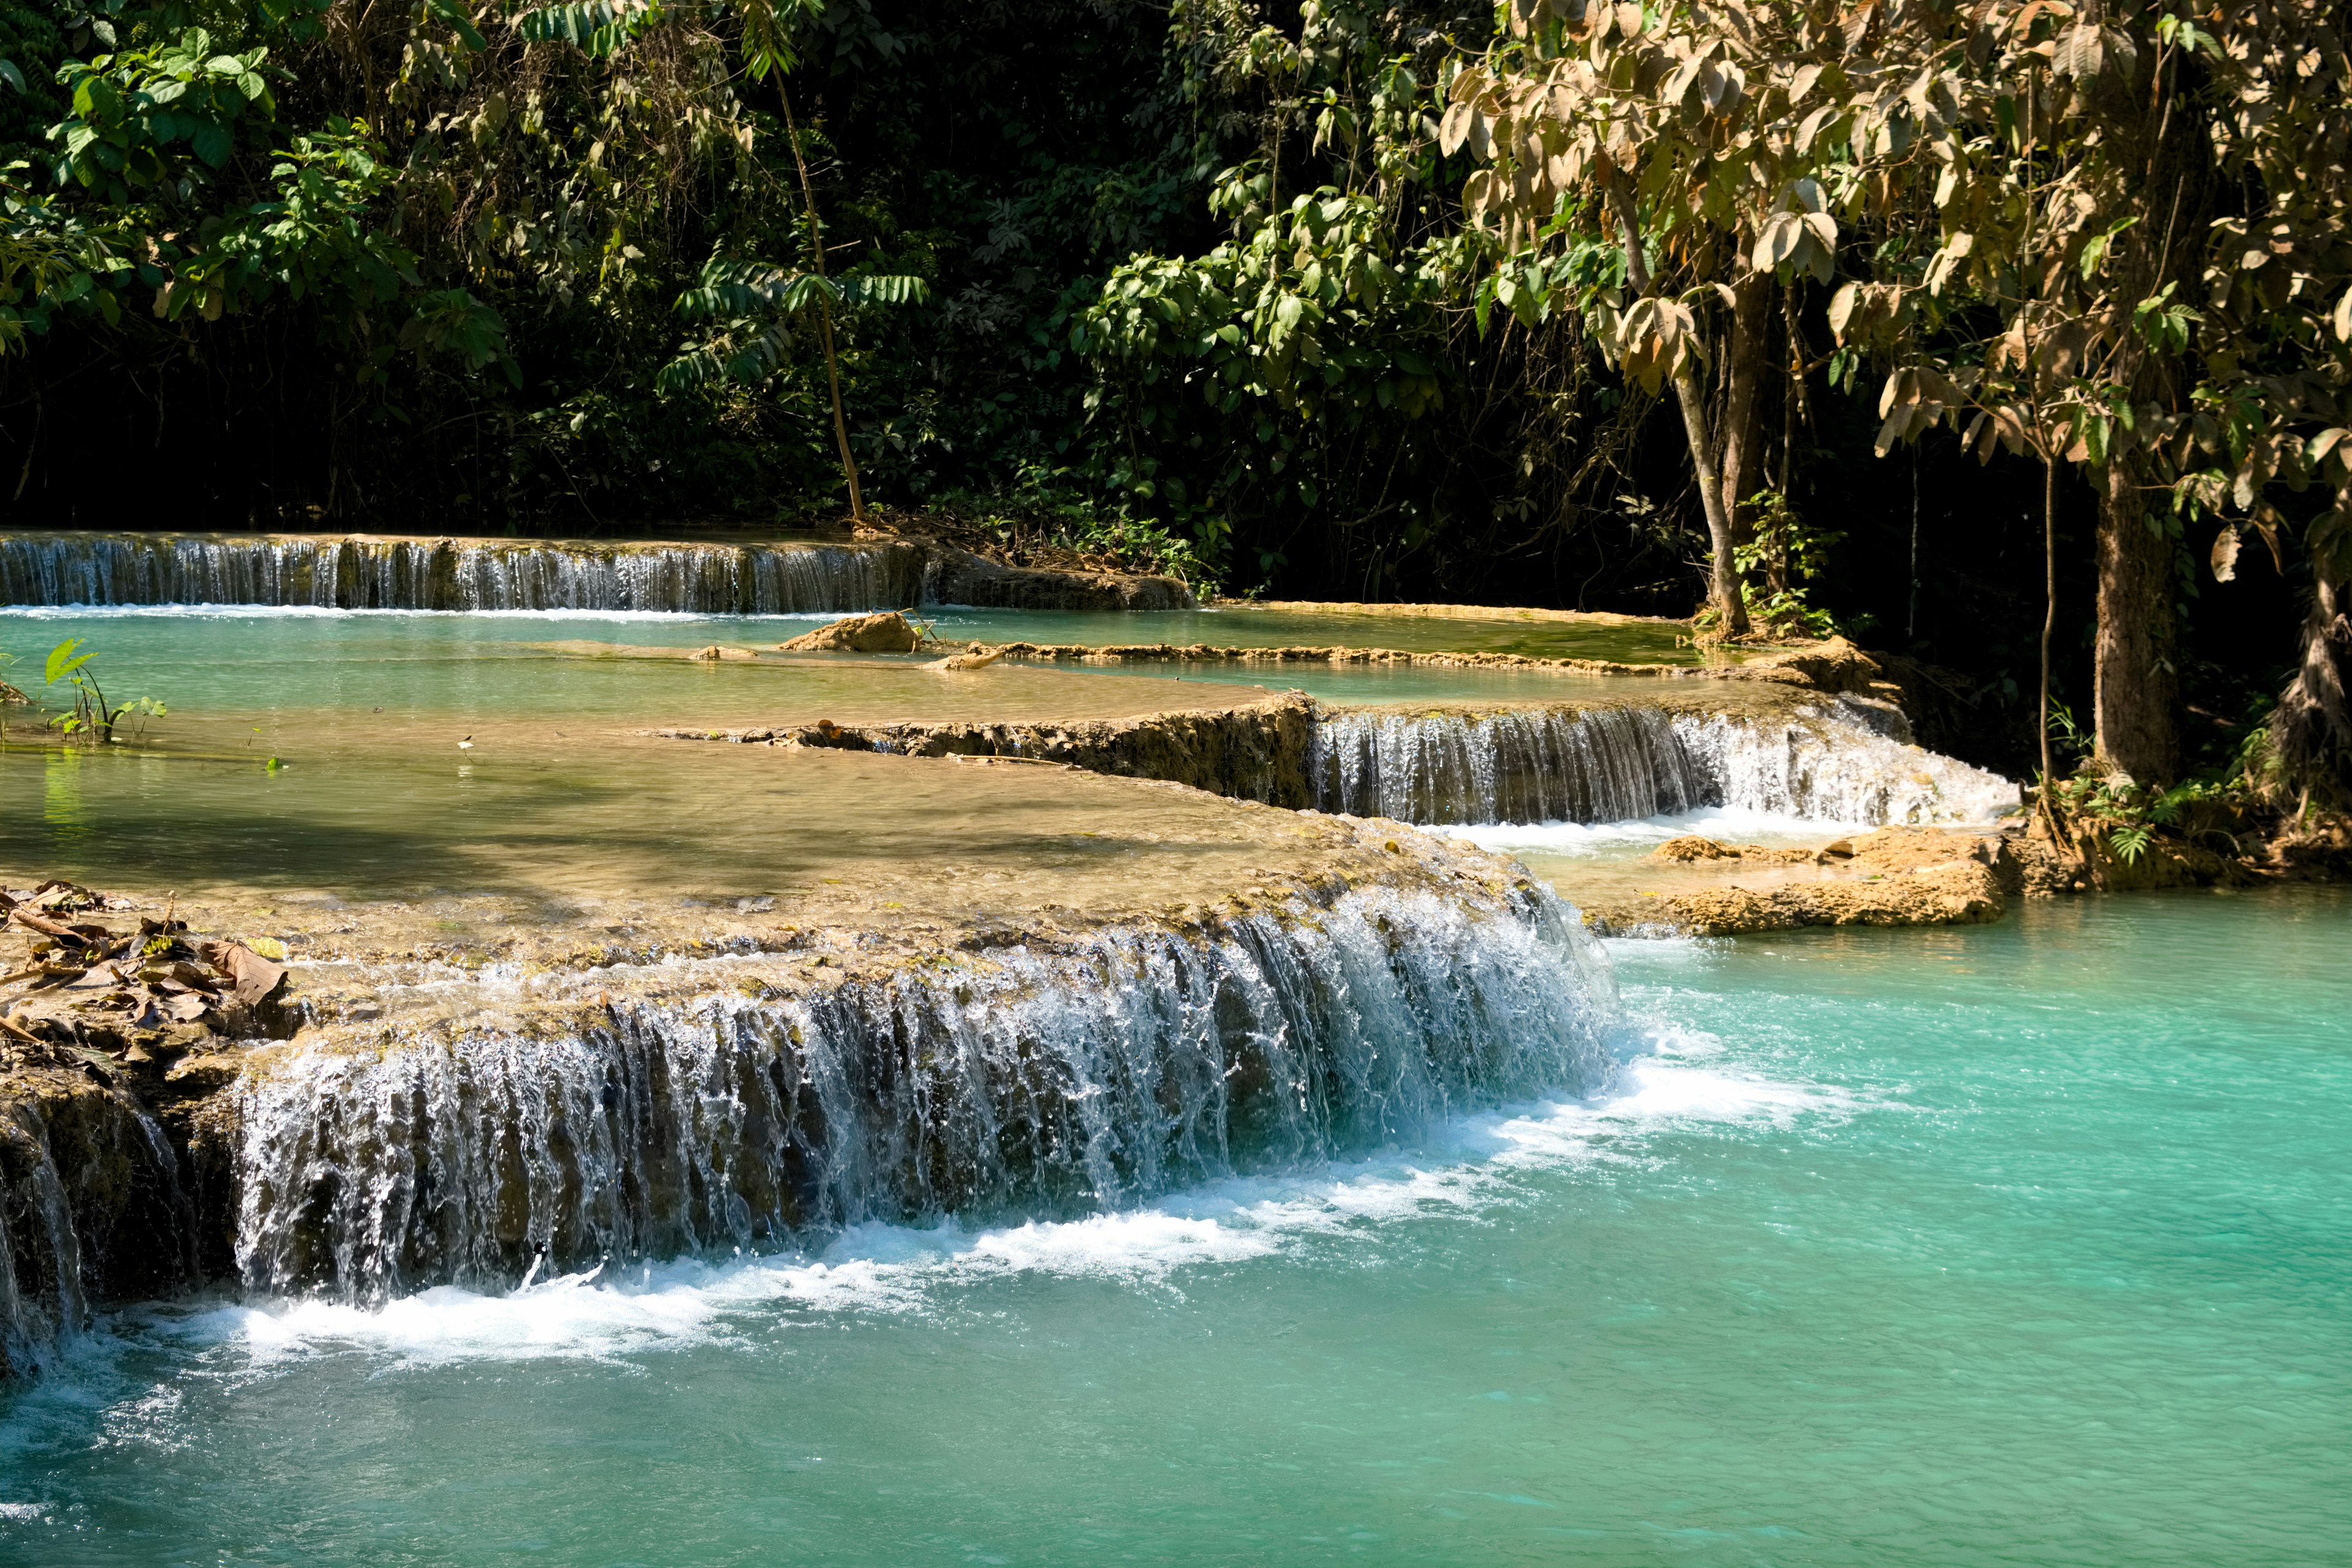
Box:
[1,0,2346,797]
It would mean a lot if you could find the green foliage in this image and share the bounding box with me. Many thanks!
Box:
[49,29,277,198]
[658,257,929,390]
[1730,489,1843,639]
[39,636,165,745]
[516,0,663,58]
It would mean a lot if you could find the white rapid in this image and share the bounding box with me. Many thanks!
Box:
[230,885,1621,1302]
[1308,698,2019,827]
[0,533,921,612]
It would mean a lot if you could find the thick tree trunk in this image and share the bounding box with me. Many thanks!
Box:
[2270,575,2351,800]
[2092,460,2178,785]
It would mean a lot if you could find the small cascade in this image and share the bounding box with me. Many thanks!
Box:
[0,533,924,612]
[0,1104,89,1378]
[230,885,1619,1300]
[1311,706,1710,825]
[0,1089,197,1378]
[1309,700,2018,827]
[1672,709,2021,826]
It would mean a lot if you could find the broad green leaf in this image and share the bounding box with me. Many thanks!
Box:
[45,639,92,684]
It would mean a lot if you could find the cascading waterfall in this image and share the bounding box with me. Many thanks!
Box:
[231,885,1620,1300]
[0,532,923,612]
[0,1104,89,1379]
[1310,699,2019,827]
[0,1091,197,1378]
[1670,709,2020,826]
[1311,706,1712,825]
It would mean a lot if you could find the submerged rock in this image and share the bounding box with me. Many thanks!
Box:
[777,611,923,654]
[926,642,1006,671]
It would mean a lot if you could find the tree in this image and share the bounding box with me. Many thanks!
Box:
[1440,0,1956,634]
[1847,0,2350,799]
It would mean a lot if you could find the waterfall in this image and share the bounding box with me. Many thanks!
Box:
[1310,706,1711,825]
[1672,708,2021,826]
[0,1090,197,1378]
[0,533,923,612]
[1309,699,2019,827]
[0,1104,89,1379]
[230,885,1619,1300]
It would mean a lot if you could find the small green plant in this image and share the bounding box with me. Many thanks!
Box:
[40,638,167,746]
[2107,823,2154,864]
[1728,489,1845,639]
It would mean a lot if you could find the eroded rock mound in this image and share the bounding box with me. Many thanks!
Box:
[1583,829,2019,936]
[778,611,924,654]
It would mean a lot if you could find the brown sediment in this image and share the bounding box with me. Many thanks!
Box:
[1213,598,1679,627]
[775,611,922,654]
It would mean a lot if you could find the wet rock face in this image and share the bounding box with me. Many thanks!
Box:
[0,781,1605,1336]
[0,532,1199,614]
[1,1067,205,1378]
[671,693,1322,807]
[919,544,1196,612]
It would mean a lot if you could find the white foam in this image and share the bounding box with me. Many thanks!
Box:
[145,1044,1856,1373]
[1436,805,1869,857]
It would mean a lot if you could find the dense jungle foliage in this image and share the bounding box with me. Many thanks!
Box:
[0,0,2347,803]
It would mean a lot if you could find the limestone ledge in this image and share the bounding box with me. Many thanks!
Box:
[969,633,1903,702]
[1,802,1539,1355]
[657,692,1321,806]
[1578,829,2020,937]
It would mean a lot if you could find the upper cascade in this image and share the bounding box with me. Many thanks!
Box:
[0,532,923,613]
[1310,698,2020,827]
[228,884,1619,1302]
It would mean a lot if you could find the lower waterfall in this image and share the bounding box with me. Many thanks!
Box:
[1308,701,2019,827]
[230,885,1620,1301]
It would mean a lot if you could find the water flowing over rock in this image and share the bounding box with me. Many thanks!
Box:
[0,532,926,613]
[1309,699,2018,826]
[0,1079,199,1378]
[228,886,1618,1300]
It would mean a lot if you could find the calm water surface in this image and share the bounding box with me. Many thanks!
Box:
[1,891,2342,1565]
[0,606,1730,726]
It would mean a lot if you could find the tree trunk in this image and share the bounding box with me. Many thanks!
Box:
[778,86,866,525]
[1603,166,1747,635]
[2269,573,2351,801]
[2092,459,2178,785]
[1670,366,1746,633]
[1719,268,1773,557]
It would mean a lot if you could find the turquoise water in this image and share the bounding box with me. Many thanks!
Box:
[2,891,2343,1564]
[921,605,1706,665]
[0,607,1732,727]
